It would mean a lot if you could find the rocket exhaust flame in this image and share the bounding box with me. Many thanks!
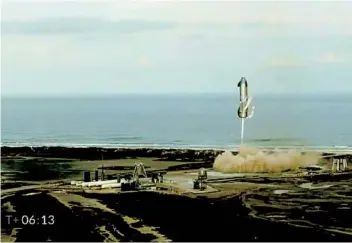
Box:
[241,118,245,144]
[237,77,254,144]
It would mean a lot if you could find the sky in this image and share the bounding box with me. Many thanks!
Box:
[1,0,352,96]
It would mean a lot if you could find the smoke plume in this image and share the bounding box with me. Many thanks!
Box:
[213,146,321,173]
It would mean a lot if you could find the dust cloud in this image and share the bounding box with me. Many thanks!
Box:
[213,146,321,173]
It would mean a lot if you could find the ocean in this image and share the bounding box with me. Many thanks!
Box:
[1,93,352,149]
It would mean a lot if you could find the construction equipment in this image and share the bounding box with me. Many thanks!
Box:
[151,172,165,183]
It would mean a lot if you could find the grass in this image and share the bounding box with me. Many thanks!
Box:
[67,157,193,180]
[71,157,191,170]
[1,156,192,181]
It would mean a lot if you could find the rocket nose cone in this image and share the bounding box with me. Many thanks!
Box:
[238,77,247,87]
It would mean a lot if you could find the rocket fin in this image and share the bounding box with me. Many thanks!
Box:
[248,106,255,118]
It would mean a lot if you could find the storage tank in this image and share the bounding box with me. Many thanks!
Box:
[95,170,99,181]
[84,171,91,182]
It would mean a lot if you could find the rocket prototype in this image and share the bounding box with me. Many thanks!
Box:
[237,77,254,119]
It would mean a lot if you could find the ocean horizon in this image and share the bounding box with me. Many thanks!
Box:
[2,93,352,149]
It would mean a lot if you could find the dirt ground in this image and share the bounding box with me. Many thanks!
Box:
[1,155,352,242]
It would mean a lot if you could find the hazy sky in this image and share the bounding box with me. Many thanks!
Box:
[2,0,352,96]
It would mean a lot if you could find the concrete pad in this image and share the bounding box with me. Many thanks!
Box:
[163,180,218,194]
[164,176,195,182]
[188,171,245,178]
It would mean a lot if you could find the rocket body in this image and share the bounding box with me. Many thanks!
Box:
[237,77,254,119]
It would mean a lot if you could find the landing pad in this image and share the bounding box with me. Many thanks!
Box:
[162,180,218,194]
[188,171,245,178]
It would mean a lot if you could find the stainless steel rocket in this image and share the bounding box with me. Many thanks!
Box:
[237,77,254,119]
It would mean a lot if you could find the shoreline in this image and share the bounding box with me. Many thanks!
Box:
[1,146,224,162]
[2,143,351,150]
[1,145,352,162]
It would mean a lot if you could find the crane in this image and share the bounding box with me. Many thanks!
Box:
[132,162,148,184]
[121,162,148,191]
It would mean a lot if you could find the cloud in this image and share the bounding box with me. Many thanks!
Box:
[1,18,176,35]
[2,1,352,96]
[317,52,344,64]
[263,56,307,68]
[3,1,352,37]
